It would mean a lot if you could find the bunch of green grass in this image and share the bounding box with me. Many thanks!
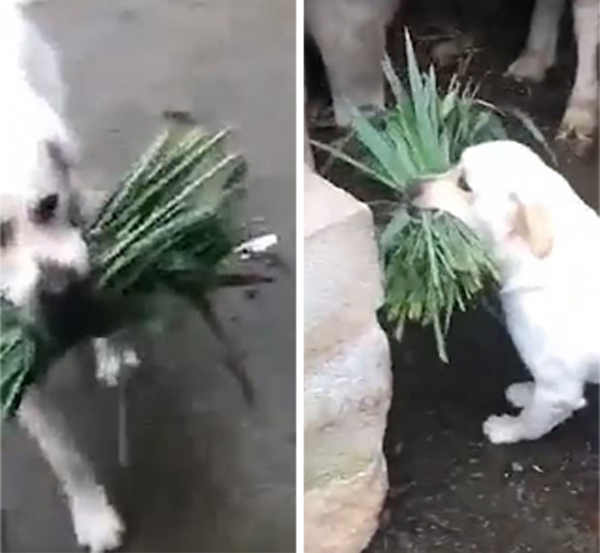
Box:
[1,125,251,417]
[314,31,549,361]
[90,126,244,298]
[1,297,41,416]
[380,210,499,361]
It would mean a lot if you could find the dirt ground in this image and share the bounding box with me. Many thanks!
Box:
[1,1,295,552]
[307,1,599,552]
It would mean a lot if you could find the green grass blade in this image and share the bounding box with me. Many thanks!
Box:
[350,106,407,182]
[310,139,400,191]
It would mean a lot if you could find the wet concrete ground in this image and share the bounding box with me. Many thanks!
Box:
[307,1,598,551]
[1,1,296,552]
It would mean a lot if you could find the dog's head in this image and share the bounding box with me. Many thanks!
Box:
[411,141,556,260]
[0,97,89,313]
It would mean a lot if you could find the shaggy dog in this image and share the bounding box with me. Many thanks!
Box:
[1,1,129,550]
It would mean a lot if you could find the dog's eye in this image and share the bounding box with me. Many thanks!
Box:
[32,193,60,224]
[0,220,15,249]
[457,174,472,192]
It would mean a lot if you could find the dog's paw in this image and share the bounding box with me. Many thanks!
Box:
[505,52,549,82]
[72,499,124,552]
[483,414,523,444]
[557,98,598,154]
[505,382,534,408]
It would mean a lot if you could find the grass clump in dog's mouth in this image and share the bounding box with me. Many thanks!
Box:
[1,124,262,417]
[313,31,550,362]
[381,210,499,362]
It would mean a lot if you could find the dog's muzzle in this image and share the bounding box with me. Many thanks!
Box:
[37,262,80,299]
[36,262,92,340]
[406,177,431,207]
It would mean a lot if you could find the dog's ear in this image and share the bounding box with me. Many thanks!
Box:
[511,194,553,258]
[45,129,80,177]
[42,104,80,174]
[46,139,72,175]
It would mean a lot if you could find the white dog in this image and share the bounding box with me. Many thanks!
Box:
[413,140,600,444]
[1,1,128,550]
[506,0,599,148]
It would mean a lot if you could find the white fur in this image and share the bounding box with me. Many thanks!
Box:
[0,0,85,308]
[506,0,599,146]
[417,141,600,444]
[18,387,124,552]
[1,3,125,550]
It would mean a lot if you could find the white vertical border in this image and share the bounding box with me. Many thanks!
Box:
[295,0,305,552]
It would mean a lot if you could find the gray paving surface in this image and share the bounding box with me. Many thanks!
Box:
[1,1,296,551]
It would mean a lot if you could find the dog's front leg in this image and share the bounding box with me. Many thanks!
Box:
[483,381,584,444]
[506,0,567,82]
[17,385,124,552]
[557,0,599,147]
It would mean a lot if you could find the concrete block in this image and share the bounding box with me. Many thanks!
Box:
[304,169,391,553]
[305,324,391,490]
[305,455,388,553]
[304,169,384,358]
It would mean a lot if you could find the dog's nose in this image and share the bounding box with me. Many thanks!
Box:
[37,263,79,298]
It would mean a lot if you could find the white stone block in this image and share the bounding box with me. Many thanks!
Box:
[304,169,384,359]
[305,455,388,553]
[305,324,391,490]
[304,169,392,553]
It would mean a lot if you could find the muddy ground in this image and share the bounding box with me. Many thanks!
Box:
[307,1,599,552]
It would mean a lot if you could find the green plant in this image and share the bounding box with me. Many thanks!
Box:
[313,30,550,361]
[381,210,499,362]
[1,297,41,416]
[1,125,257,417]
[91,127,244,296]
